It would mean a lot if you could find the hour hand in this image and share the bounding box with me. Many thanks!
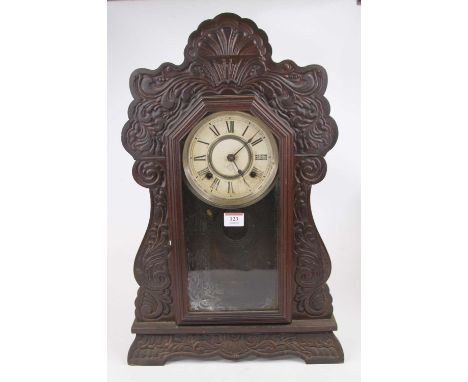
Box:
[232,160,250,187]
[231,159,243,175]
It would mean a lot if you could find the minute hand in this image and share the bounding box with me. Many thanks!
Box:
[232,130,260,157]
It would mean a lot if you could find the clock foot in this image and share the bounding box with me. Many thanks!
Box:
[128,331,343,365]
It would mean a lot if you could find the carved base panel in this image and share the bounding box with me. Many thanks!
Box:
[128,331,343,365]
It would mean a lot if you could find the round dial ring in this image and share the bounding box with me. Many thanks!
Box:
[182,111,279,208]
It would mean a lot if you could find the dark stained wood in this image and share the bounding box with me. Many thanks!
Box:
[165,95,294,325]
[122,12,342,364]
[132,317,338,335]
[128,332,343,365]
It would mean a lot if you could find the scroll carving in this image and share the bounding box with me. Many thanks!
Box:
[128,332,343,365]
[132,159,165,188]
[122,13,337,159]
[293,157,333,318]
[133,161,172,321]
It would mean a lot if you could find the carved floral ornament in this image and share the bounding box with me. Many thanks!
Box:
[122,13,338,162]
[129,332,343,365]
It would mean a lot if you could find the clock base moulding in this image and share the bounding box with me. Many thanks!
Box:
[128,318,344,365]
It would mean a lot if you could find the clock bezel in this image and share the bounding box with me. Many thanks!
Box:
[182,110,279,209]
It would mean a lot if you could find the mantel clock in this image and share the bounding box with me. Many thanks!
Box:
[122,13,343,365]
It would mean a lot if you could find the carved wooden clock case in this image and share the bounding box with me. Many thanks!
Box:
[122,13,343,365]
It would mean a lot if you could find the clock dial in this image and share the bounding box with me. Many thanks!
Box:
[182,111,279,208]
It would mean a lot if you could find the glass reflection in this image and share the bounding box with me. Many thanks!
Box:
[183,181,279,312]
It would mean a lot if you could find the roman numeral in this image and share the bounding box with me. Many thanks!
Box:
[210,177,220,190]
[197,167,209,177]
[197,139,209,145]
[255,154,268,160]
[225,120,234,134]
[251,137,264,146]
[227,181,234,194]
[242,124,250,136]
[193,155,206,161]
[209,124,220,136]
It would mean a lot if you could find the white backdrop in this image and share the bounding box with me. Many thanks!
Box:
[108,1,360,381]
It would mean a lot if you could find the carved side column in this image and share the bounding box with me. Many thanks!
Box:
[293,156,333,318]
[131,159,173,321]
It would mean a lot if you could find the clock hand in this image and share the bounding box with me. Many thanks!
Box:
[232,159,251,188]
[231,130,260,157]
